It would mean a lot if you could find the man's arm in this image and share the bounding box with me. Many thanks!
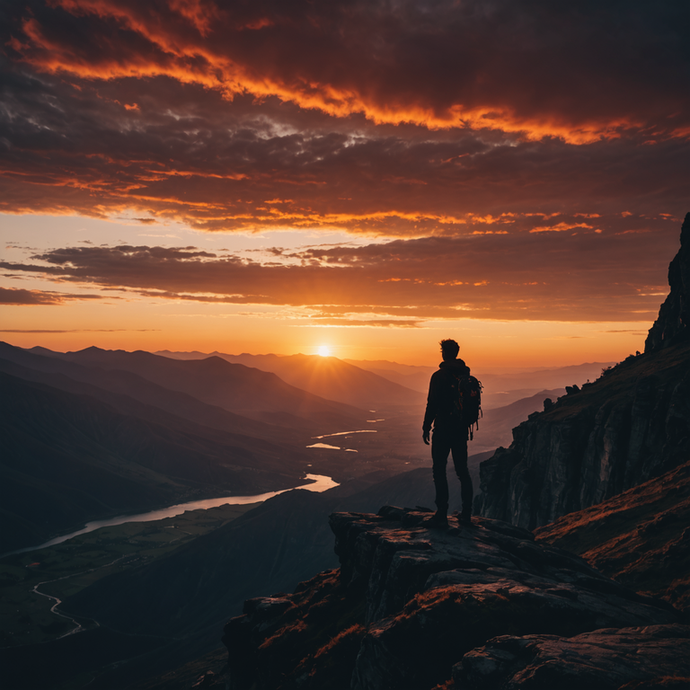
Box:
[422,373,438,444]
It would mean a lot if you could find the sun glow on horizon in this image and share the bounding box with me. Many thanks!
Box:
[317,345,331,357]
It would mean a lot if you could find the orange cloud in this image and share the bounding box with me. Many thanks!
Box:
[7,0,690,143]
[0,228,676,323]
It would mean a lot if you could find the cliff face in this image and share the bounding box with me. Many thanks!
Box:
[477,340,690,529]
[645,212,690,353]
[478,215,690,530]
[222,509,686,690]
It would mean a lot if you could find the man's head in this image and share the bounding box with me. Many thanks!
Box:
[440,338,460,361]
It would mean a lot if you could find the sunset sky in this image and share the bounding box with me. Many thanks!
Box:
[1,0,688,368]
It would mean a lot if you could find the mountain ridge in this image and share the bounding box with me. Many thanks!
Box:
[24,344,368,433]
[156,350,424,409]
[0,342,301,444]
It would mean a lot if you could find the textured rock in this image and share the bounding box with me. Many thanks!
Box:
[455,624,690,690]
[478,340,690,530]
[645,212,690,353]
[535,459,690,613]
[223,509,680,690]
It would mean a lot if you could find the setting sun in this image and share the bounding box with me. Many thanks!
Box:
[317,345,331,357]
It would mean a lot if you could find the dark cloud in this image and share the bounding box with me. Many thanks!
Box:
[0,230,675,321]
[1,1,686,330]
[0,286,103,304]
[1,62,688,233]
[6,0,689,139]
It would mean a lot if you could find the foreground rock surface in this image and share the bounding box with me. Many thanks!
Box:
[223,508,681,690]
[456,624,690,690]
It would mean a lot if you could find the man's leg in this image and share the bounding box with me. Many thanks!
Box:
[431,432,451,518]
[450,436,473,520]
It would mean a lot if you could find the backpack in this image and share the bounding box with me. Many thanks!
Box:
[451,374,483,439]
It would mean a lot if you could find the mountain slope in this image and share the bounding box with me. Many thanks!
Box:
[0,372,308,553]
[478,340,690,529]
[32,347,367,433]
[535,458,690,613]
[0,342,298,446]
[159,351,424,409]
[342,358,435,393]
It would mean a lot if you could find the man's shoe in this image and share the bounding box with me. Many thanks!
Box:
[425,512,448,528]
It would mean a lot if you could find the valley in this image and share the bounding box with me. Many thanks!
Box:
[0,503,259,649]
[0,340,644,689]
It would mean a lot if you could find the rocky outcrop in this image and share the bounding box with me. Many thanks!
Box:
[223,509,681,690]
[645,212,690,353]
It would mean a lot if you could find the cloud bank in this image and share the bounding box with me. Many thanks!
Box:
[1,0,687,325]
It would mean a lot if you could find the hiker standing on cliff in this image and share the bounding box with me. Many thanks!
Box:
[422,338,480,528]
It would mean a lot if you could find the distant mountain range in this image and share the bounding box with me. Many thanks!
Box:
[32,346,367,431]
[477,387,565,452]
[159,349,612,409]
[156,350,425,409]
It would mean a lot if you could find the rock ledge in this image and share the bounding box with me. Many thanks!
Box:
[223,508,686,689]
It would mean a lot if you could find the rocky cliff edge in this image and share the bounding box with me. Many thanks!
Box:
[222,509,688,690]
[645,212,690,353]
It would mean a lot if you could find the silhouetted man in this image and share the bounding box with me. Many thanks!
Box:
[422,339,474,527]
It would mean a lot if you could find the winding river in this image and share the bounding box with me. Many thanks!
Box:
[4,473,338,558]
